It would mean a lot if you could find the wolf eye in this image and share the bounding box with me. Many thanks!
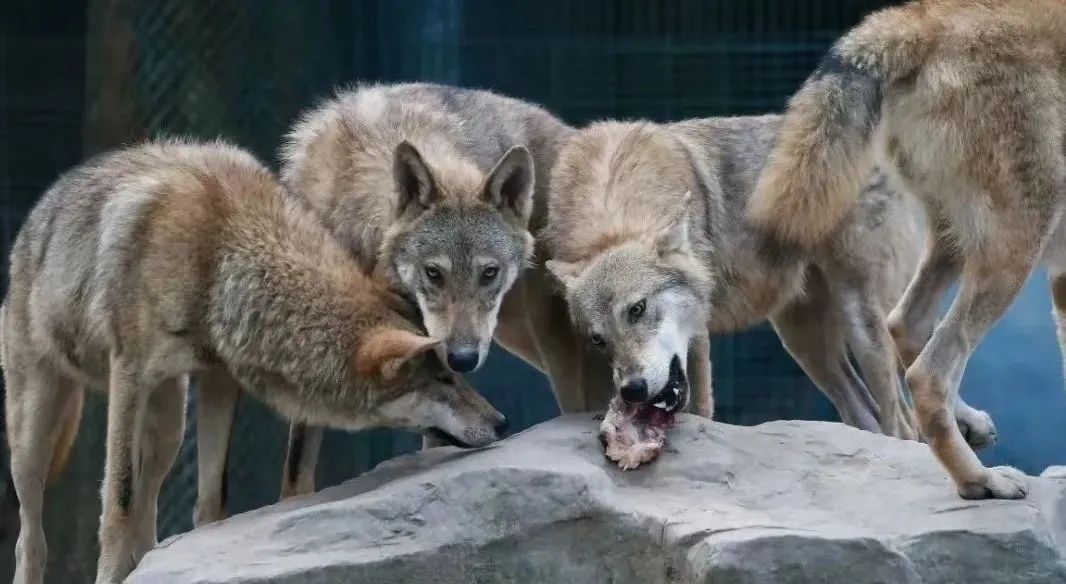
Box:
[424,266,442,282]
[628,299,646,321]
[589,334,605,348]
[481,266,498,284]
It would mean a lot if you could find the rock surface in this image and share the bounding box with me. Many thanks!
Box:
[129,414,1066,583]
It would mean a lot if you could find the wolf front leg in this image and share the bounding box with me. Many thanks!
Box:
[194,366,240,526]
[131,376,186,558]
[280,423,324,499]
[771,278,882,433]
[687,332,713,418]
[518,265,615,412]
[831,278,918,440]
[96,357,151,584]
[1051,273,1066,383]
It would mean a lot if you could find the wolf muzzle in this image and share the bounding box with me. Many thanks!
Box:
[445,341,480,373]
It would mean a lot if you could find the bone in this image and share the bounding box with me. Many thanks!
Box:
[599,397,668,470]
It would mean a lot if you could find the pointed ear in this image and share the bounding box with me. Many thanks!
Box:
[482,145,534,225]
[356,328,440,380]
[393,141,440,217]
[654,191,692,255]
[545,259,585,289]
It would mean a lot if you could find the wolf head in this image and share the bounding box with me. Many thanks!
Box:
[382,142,535,373]
[547,201,711,414]
[356,326,507,447]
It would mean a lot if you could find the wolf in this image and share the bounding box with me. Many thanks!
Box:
[544,115,1001,464]
[1,140,505,583]
[276,82,615,497]
[746,0,1066,499]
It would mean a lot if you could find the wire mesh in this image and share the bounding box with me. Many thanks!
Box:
[3,1,898,580]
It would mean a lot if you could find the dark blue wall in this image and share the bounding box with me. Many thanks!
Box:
[3,1,1064,580]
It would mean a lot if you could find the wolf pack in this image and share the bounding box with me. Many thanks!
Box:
[4,1,1066,582]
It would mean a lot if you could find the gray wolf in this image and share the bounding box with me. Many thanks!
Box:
[1,140,504,583]
[278,82,614,496]
[747,0,1065,499]
[541,115,997,468]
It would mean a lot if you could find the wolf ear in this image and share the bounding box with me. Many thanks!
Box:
[545,259,585,289]
[393,141,440,217]
[653,191,692,255]
[482,145,534,225]
[356,328,440,380]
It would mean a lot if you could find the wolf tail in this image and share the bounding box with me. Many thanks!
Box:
[746,3,931,249]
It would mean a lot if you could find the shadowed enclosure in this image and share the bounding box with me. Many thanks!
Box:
[2,1,1064,581]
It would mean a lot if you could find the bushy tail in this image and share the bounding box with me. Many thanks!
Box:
[747,2,930,249]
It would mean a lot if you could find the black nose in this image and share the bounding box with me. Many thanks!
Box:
[446,348,479,373]
[494,417,510,437]
[619,377,648,403]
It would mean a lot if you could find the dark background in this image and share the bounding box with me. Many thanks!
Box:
[3,1,1064,581]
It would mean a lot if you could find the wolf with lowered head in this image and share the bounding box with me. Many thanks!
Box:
[1,140,504,584]
[543,116,997,469]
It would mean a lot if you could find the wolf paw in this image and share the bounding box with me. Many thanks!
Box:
[892,410,919,441]
[1040,465,1066,479]
[957,466,1029,500]
[957,408,997,450]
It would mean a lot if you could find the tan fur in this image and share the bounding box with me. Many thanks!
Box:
[278,83,608,497]
[546,117,938,443]
[747,0,1066,499]
[2,140,504,583]
[355,328,441,380]
[746,86,878,249]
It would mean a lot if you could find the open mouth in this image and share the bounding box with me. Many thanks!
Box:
[424,427,473,449]
[638,354,688,420]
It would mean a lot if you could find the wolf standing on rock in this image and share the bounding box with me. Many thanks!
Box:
[276,83,618,496]
[1,140,504,584]
[748,0,1066,500]
[542,116,1000,469]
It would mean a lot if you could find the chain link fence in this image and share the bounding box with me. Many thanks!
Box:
[3,1,897,580]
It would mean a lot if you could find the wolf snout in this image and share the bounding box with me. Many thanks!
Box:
[446,343,480,373]
[619,377,649,403]
[461,413,507,447]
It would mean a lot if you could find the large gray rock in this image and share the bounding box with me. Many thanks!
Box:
[129,414,1066,583]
